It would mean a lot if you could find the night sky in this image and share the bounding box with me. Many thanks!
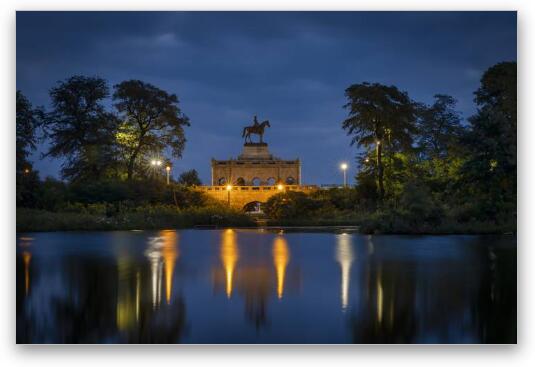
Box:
[16,11,516,185]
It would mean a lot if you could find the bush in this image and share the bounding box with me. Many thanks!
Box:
[263,191,322,220]
[16,204,255,232]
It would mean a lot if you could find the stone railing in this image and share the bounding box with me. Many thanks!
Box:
[195,185,317,192]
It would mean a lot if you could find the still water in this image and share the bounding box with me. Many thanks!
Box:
[16,229,516,344]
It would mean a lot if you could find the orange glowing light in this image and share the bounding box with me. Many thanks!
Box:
[273,236,290,299]
[220,229,238,298]
[160,230,179,305]
[22,251,31,296]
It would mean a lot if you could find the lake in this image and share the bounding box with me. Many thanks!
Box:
[16,229,516,344]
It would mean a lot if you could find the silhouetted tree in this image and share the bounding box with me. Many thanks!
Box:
[414,95,465,200]
[461,62,517,218]
[342,83,417,199]
[16,91,42,206]
[417,94,464,159]
[16,91,40,171]
[113,80,189,180]
[42,75,119,181]
[178,169,201,186]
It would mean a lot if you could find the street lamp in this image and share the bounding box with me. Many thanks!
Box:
[277,184,284,191]
[165,166,171,185]
[226,184,232,207]
[340,163,348,188]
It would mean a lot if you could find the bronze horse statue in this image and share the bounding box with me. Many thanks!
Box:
[242,119,271,144]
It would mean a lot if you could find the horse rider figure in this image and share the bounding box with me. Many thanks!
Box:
[242,115,271,144]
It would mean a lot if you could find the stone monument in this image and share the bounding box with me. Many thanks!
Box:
[211,116,301,186]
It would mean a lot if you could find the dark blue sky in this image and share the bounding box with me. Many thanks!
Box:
[16,11,516,185]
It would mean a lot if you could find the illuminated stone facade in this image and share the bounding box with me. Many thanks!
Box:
[211,143,301,186]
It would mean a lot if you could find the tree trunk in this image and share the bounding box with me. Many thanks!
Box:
[127,148,140,180]
[376,142,385,199]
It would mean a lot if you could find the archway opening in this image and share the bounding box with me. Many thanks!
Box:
[251,177,261,186]
[243,201,264,214]
[266,177,276,186]
[218,177,227,185]
[235,177,245,186]
[285,176,296,185]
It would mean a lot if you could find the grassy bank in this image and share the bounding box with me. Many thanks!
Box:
[16,206,256,232]
[266,213,515,234]
[17,206,515,235]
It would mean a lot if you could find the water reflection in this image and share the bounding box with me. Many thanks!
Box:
[335,233,354,311]
[214,231,293,329]
[273,236,290,299]
[220,229,239,298]
[161,230,179,304]
[16,231,516,343]
[22,251,31,296]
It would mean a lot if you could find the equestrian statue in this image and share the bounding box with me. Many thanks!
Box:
[242,115,271,144]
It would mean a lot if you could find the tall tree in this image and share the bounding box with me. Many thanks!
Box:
[462,62,517,215]
[43,75,119,181]
[417,94,464,159]
[342,82,417,199]
[16,91,41,206]
[16,90,40,172]
[113,80,190,180]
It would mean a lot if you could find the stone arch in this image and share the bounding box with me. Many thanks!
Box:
[251,177,261,186]
[235,177,245,186]
[243,201,264,213]
[285,176,296,185]
[218,177,227,185]
[266,177,276,186]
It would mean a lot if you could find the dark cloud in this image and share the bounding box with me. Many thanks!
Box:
[16,11,517,184]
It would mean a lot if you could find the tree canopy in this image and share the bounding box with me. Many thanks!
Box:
[16,90,40,172]
[342,82,417,198]
[178,169,202,186]
[113,80,190,180]
[42,75,119,181]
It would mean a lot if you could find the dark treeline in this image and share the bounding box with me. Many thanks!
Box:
[264,62,516,233]
[16,62,516,233]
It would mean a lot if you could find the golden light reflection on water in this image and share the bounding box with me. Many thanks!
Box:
[22,251,31,296]
[377,266,384,324]
[220,229,239,298]
[272,236,290,299]
[116,258,138,331]
[160,230,179,305]
[335,234,354,311]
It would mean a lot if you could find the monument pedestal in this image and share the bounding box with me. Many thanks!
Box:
[238,143,273,160]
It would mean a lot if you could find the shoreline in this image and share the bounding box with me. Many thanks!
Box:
[16,225,516,236]
[16,208,516,235]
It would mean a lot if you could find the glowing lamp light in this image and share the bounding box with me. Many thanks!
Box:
[376,140,381,145]
[226,184,232,191]
[165,166,171,172]
[151,160,157,166]
[340,163,348,171]
[365,157,370,163]
[156,160,162,166]
[277,184,284,190]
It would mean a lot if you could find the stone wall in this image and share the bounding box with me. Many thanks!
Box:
[211,159,301,186]
[196,185,317,210]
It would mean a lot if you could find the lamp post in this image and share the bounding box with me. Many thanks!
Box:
[165,166,171,185]
[226,184,232,207]
[150,159,164,181]
[340,163,348,188]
